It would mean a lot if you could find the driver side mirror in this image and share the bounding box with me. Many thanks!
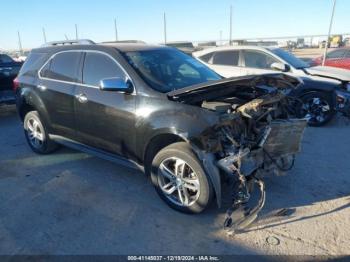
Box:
[271,62,290,72]
[99,77,133,93]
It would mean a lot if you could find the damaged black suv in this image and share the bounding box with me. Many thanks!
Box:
[15,40,306,230]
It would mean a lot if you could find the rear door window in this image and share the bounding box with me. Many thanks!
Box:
[327,49,346,59]
[212,51,239,66]
[242,50,277,69]
[42,52,82,82]
[82,52,126,87]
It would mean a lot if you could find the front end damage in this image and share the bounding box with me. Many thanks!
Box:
[169,74,307,232]
[336,88,350,118]
[204,98,306,233]
[216,118,306,233]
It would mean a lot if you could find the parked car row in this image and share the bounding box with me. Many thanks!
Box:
[0,54,23,105]
[311,47,350,70]
[193,45,350,126]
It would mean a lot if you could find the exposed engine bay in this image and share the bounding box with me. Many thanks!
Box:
[169,74,307,233]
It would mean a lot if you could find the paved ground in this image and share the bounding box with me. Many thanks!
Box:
[0,105,349,256]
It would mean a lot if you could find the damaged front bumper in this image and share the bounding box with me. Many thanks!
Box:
[216,119,307,233]
[223,177,266,233]
[336,89,350,117]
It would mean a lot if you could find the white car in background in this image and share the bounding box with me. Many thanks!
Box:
[13,56,27,62]
[193,45,350,81]
[193,46,350,126]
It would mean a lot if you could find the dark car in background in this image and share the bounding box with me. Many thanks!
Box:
[0,54,23,105]
[15,40,306,231]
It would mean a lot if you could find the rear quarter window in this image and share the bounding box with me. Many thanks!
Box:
[40,60,51,78]
[19,52,47,77]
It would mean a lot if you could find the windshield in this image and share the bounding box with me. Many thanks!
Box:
[122,48,221,93]
[270,48,310,69]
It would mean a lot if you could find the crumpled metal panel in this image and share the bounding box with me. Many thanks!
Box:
[263,119,307,158]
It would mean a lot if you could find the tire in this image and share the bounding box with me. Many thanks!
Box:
[299,92,335,127]
[24,111,59,154]
[150,142,214,214]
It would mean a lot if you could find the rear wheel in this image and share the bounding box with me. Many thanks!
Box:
[24,111,58,154]
[150,142,213,214]
[299,92,335,127]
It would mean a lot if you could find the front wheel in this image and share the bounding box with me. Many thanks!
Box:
[150,142,214,214]
[299,92,335,127]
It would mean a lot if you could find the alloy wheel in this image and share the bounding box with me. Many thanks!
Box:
[158,157,200,207]
[302,97,331,124]
[26,118,44,149]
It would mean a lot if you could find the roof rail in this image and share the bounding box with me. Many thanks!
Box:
[101,40,146,44]
[41,39,95,47]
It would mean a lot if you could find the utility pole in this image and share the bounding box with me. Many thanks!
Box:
[75,24,78,40]
[42,27,47,43]
[219,30,223,46]
[229,5,233,45]
[322,0,337,66]
[163,12,167,44]
[114,18,118,41]
[17,31,23,56]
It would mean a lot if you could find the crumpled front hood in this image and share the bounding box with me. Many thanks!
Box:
[305,66,350,82]
[167,73,300,103]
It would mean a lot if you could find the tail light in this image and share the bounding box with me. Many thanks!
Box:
[13,77,20,91]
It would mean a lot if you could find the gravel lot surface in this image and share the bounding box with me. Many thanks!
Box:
[0,105,349,257]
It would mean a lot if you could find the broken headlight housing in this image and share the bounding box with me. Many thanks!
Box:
[347,83,350,92]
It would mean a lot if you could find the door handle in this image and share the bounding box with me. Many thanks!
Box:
[37,84,47,91]
[76,93,88,103]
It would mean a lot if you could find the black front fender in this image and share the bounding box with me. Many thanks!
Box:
[192,146,222,208]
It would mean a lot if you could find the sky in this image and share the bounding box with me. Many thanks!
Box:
[1,0,349,50]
